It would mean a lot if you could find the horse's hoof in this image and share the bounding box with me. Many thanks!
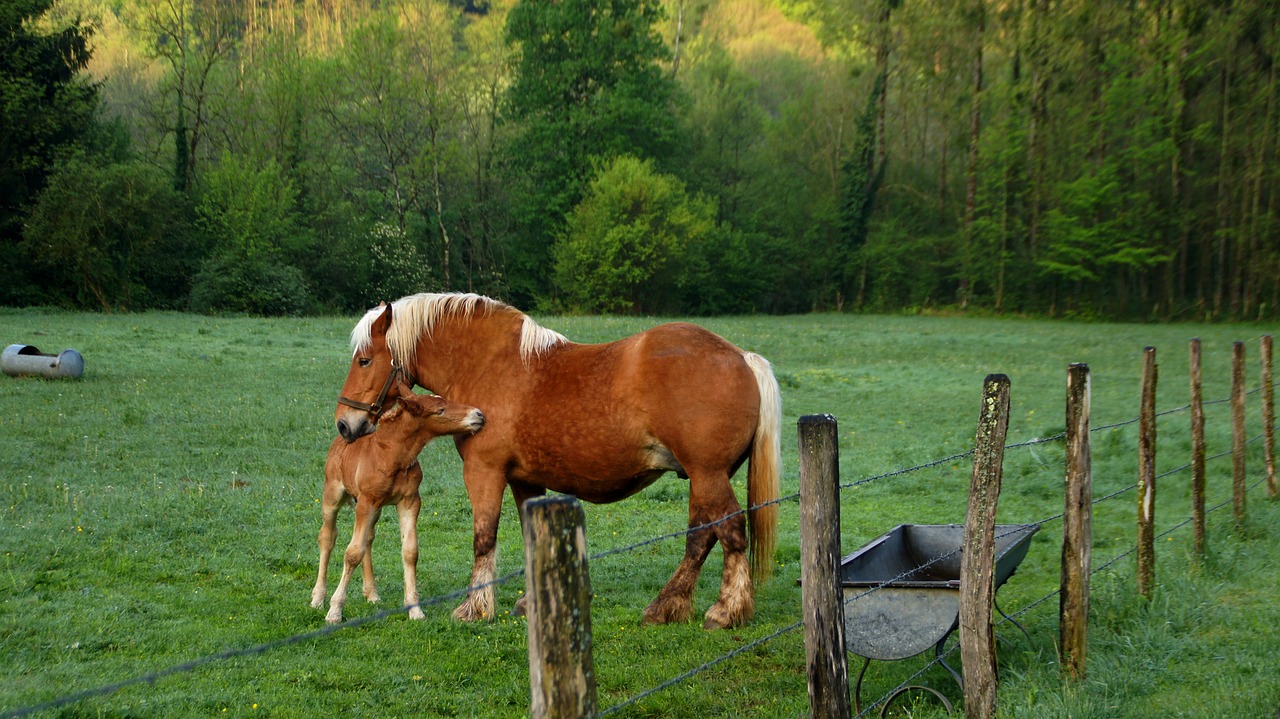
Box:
[325,610,343,624]
[513,595,528,617]
[408,606,426,621]
[643,597,692,625]
[364,592,381,604]
[703,600,752,630]
[452,599,491,622]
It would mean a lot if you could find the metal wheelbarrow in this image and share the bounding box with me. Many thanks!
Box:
[840,523,1039,716]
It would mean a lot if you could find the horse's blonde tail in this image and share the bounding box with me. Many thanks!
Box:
[744,352,781,586]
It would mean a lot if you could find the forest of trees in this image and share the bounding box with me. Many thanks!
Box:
[2,0,1278,319]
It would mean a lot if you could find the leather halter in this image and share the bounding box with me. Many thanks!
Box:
[336,360,412,420]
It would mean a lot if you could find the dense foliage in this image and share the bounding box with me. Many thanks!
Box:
[3,0,1278,319]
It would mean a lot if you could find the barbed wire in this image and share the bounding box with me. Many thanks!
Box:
[0,568,526,719]
[850,467,1270,719]
[5,387,1268,718]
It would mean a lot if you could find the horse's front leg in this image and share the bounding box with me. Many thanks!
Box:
[453,468,506,622]
[397,491,425,620]
[508,480,546,618]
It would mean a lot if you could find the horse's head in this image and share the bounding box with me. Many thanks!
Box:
[335,303,410,442]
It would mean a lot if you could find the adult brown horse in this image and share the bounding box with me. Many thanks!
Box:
[334,293,780,629]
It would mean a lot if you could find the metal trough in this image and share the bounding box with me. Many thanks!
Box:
[840,523,1039,715]
[2,344,85,379]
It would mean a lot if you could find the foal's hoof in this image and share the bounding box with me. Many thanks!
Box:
[513,595,529,617]
[407,606,426,621]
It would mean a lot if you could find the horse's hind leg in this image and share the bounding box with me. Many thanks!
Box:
[644,508,717,625]
[692,471,755,629]
[703,510,754,630]
[397,492,425,620]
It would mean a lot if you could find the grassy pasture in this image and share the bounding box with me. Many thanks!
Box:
[1,308,1278,718]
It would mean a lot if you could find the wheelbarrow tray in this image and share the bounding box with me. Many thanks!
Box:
[840,523,1039,661]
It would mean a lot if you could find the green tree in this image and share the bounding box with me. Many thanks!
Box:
[553,156,713,314]
[503,0,680,305]
[189,154,313,315]
[23,158,190,310]
[0,0,100,304]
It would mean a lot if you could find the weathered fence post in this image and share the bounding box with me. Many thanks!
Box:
[1060,364,1091,682]
[1263,335,1277,499]
[1232,341,1247,529]
[1137,347,1157,600]
[522,496,597,719]
[798,414,852,719]
[1190,339,1207,557]
[960,374,1011,719]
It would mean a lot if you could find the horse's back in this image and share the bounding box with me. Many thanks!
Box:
[533,322,761,466]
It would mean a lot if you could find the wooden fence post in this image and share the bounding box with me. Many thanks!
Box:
[1232,341,1247,529]
[960,374,1011,719]
[522,496,597,719]
[1190,339,1207,557]
[1263,335,1277,499]
[1137,347,1157,600]
[1060,364,1091,682]
[798,414,852,719]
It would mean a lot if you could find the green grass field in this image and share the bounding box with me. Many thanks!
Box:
[1,308,1278,718]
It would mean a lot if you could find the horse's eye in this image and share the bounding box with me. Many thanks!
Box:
[358,358,372,368]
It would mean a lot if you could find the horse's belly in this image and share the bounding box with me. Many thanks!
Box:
[510,441,681,504]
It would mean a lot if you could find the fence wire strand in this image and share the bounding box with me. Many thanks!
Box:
[5,385,1269,718]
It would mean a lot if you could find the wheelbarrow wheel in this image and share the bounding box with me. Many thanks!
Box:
[854,656,955,717]
[881,684,954,717]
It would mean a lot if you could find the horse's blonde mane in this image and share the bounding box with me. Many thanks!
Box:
[350,292,567,366]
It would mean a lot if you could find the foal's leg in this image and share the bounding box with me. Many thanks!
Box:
[397,491,425,620]
[361,508,382,604]
[454,468,506,622]
[326,501,379,624]
[311,485,347,609]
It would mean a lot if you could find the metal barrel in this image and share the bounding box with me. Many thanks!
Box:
[2,344,85,379]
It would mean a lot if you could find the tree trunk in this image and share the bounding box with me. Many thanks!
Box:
[960,0,985,308]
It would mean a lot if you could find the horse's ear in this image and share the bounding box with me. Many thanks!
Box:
[370,303,393,338]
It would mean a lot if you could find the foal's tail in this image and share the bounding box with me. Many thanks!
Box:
[744,352,781,586]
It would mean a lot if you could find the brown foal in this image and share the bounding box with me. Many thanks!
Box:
[312,388,484,623]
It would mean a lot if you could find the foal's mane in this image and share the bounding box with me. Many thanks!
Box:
[350,292,567,367]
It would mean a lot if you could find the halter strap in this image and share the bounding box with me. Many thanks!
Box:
[336,361,412,419]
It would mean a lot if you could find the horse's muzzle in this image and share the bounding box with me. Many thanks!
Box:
[337,415,374,443]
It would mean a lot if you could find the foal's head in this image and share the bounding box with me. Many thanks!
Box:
[382,392,486,444]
